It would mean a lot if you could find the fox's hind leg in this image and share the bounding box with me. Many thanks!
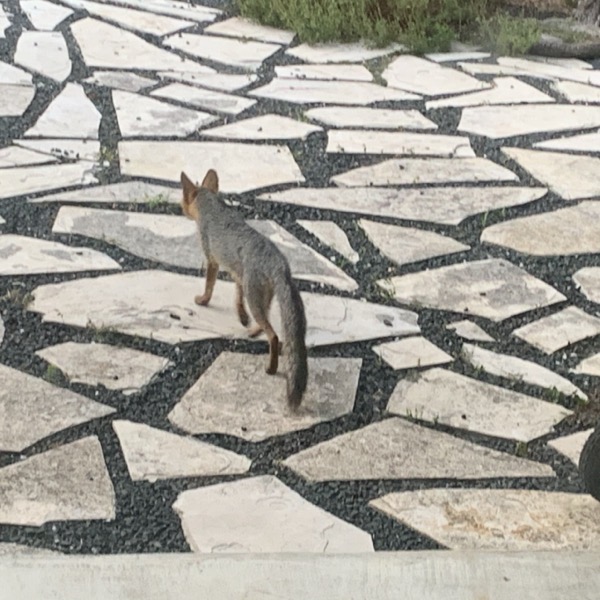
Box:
[195,260,218,306]
[245,278,278,375]
[235,282,250,327]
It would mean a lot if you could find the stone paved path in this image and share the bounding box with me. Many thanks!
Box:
[1,0,600,556]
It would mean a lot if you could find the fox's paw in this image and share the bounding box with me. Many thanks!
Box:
[195,294,211,306]
[238,312,250,327]
[265,364,277,375]
[247,325,262,338]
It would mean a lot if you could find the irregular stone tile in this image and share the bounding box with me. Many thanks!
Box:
[16,139,100,162]
[482,201,600,256]
[426,51,490,62]
[383,56,489,96]
[497,56,600,86]
[164,33,280,71]
[113,420,250,481]
[205,16,294,45]
[574,267,600,303]
[169,353,361,441]
[446,320,494,342]
[527,55,592,69]
[458,61,550,78]
[275,64,372,81]
[572,351,600,376]
[14,31,71,82]
[326,130,474,157]
[332,157,518,187]
[0,437,115,526]
[151,83,256,116]
[118,141,304,193]
[62,0,193,36]
[0,364,114,452]
[87,0,220,22]
[370,489,600,551]
[173,475,374,553]
[389,368,571,442]
[25,83,101,139]
[202,114,321,141]
[0,5,9,38]
[426,77,554,109]
[305,107,436,130]
[373,337,452,370]
[84,70,156,92]
[0,234,120,276]
[359,219,469,266]
[29,270,419,345]
[535,130,600,152]
[0,145,57,168]
[551,80,600,103]
[462,343,585,399]
[286,41,402,63]
[378,258,565,322]
[71,18,212,72]
[259,186,546,225]
[0,61,33,85]
[513,307,600,354]
[282,418,555,481]
[0,84,35,116]
[113,90,217,137]
[157,71,256,92]
[0,315,4,344]
[548,429,594,464]
[249,78,419,105]
[0,544,57,556]
[21,0,73,30]
[0,162,97,200]
[36,342,171,394]
[297,220,359,264]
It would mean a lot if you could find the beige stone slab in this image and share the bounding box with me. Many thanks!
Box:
[84,70,156,92]
[168,353,361,441]
[286,41,403,63]
[378,258,565,322]
[549,429,594,465]
[0,437,115,527]
[527,55,593,70]
[157,71,256,92]
[15,31,71,81]
[373,337,452,370]
[86,0,220,22]
[202,114,321,141]
[305,106,436,130]
[276,64,372,82]
[426,51,490,62]
[282,418,555,481]
[498,56,600,86]
[173,475,374,553]
[297,220,359,264]
[574,267,600,303]
[0,145,57,168]
[552,80,600,103]
[36,342,171,394]
[572,351,600,376]
[446,320,494,342]
[21,0,73,30]
[535,130,600,152]
[16,139,100,162]
[462,343,585,399]
[0,84,35,117]
[370,489,600,550]
[458,61,550,78]
[118,140,304,193]
[513,306,600,354]
[0,61,33,85]
[0,544,57,556]
[205,17,294,45]
[113,420,251,482]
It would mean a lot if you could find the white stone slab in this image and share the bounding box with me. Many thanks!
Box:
[202,114,321,140]
[118,140,304,193]
[0,145,57,168]
[259,186,546,225]
[249,78,419,105]
[497,56,600,86]
[84,0,219,23]
[0,6,9,38]
[0,363,114,452]
[164,33,280,71]
[157,70,255,92]
[373,337,452,370]
[332,157,518,187]
[378,258,565,322]
[0,61,33,85]
[0,84,35,117]
[371,489,600,550]
[535,130,600,152]
[552,80,600,103]
[389,368,571,442]
[426,51,490,62]
[14,31,71,82]
[36,342,171,394]
[513,306,600,354]
[426,77,554,109]
[0,437,115,526]
[16,139,100,162]
[305,106,436,130]
[527,55,592,70]
[574,267,600,303]
[360,219,469,266]
[0,315,4,344]
[21,0,73,30]
[572,351,600,376]
[283,418,555,481]
[549,429,594,464]
[0,544,57,556]
[297,220,359,264]
[286,42,402,63]
[462,343,585,399]
[275,64,372,81]
[169,353,361,441]
[205,16,294,45]
[458,61,550,78]
[113,420,250,481]
[446,320,494,342]
[173,475,374,553]
[84,70,156,92]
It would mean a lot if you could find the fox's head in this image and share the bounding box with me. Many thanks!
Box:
[180,169,219,220]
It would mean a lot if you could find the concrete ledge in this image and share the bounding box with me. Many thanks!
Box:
[1,551,600,600]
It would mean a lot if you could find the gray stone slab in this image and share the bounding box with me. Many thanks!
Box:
[84,70,156,92]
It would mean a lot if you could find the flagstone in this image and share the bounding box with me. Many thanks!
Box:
[84,70,156,92]
[0,5,9,38]
[202,114,321,140]
[173,475,374,553]
[514,307,600,354]
[332,157,518,187]
[259,186,546,225]
[297,220,359,264]
[113,420,250,482]
[359,219,469,266]
[462,343,585,399]
[113,90,217,137]
[574,267,600,303]
[157,71,256,92]
[249,78,419,105]
[527,55,592,69]
[282,418,555,481]
[0,315,4,344]
[286,41,403,63]
[535,130,600,152]
[275,64,372,81]
[21,0,73,30]
[87,0,220,22]
[36,342,171,394]
[373,337,452,370]
[305,107,436,130]
[16,139,100,162]
[0,437,115,527]
[552,80,600,103]
[549,429,594,464]
[0,61,33,85]
[0,364,114,452]
[118,140,304,193]
[370,489,600,550]
[0,544,57,556]
[168,353,361,442]
[389,368,571,442]
[572,351,600,376]
[426,51,490,62]
[0,145,57,168]
[205,16,294,45]
[378,258,565,322]
[14,31,71,82]
[458,61,549,78]
[446,320,494,342]
[0,84,35,116]
[497,56,600,86]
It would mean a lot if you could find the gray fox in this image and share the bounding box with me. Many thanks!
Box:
[180,169,308,410]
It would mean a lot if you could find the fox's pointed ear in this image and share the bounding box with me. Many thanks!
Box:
[180,171,197,198]
[201,169,219,193]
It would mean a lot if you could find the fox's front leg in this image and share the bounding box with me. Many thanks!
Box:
[195,260,218,306]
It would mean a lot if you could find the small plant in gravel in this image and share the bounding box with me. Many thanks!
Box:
[43,364,65,385]
[515,440,529,457]
[0,287,33,308]
[145,193,170,208]
[544,386,563,403]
